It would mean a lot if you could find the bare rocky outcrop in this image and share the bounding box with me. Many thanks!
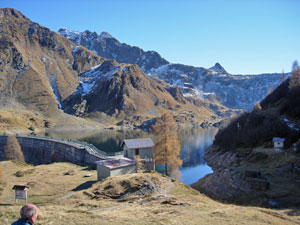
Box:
[191,146,254,203]
[58,28,169,71]
[203,146,242,168]
[0,8,102,116]
[192,168,252,202]
[59,28,284,111]
[0,8,236,129]
[192,144,300,207]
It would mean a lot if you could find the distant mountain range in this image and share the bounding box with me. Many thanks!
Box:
[59,28,287,111]
[0,8,235,129]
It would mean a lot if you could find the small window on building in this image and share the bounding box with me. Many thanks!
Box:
[135,149,139,155]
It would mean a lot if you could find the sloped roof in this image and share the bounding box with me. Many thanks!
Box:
[123,138,154,149]
[12,185,29,190]
[272,137,285,142]
[96,158,136,169]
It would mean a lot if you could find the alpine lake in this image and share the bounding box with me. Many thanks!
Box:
[43,127,218,185]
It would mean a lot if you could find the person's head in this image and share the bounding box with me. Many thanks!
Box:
[20,204,38,223]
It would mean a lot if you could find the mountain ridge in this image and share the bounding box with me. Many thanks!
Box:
[59,28,286,111]
[0,8,235,131]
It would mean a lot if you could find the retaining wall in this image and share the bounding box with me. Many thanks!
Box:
[0,135,104,165]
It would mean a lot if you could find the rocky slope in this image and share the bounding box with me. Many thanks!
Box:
[62,58,236,127]
[0,8,103,117]
[58,28,169,71]
[0,8,235,131]
[149,64,284,111]
[191,68,300,208]
[59,28,286,111]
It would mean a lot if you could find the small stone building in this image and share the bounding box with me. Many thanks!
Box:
[122,138,154,160]
[272,137,285,148]
[96,158,137,180]
[122,138,155,171]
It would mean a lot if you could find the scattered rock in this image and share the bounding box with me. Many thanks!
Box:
[64,170,75,176]
[161,197,191,206]
[83,174,92,177]
[44,120,51,128]
[28,126,34,131]
[15,170,25,177]
[15,169,35,177]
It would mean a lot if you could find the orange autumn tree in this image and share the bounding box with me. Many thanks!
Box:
[151,112,182,177]
[3,134,24,161]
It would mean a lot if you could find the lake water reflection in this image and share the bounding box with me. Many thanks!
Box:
[44,127,218,185]
[178,128,218,184]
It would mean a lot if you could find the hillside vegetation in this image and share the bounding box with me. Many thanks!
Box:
[0,161,299,225]
[214,68,300,150]
[192,67,300,207]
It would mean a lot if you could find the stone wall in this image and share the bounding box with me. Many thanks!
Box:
[123,146,153,160]
[0,135,103,165]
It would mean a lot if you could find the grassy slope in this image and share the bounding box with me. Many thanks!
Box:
[0,108,106,134]
[0,161,299,225]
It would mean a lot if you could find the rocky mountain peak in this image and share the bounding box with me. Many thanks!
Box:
[58,28,169,71]
[100,31,114,41]
[210,62,227,74]
[57,27,81,40]
[60,26,285,111]
[0,8,26,19]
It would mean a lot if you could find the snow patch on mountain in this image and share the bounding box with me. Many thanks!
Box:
[78,63,120,96]
[59,27,285,111]
[59,28,81,43]
[149,64,284,111]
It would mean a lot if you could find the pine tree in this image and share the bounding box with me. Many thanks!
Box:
[3,135,24,161]
[151,112,182,176]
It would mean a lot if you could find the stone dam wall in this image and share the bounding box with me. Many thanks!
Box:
[0,135,107,165]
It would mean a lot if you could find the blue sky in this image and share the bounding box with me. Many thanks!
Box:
[1,0,299,74]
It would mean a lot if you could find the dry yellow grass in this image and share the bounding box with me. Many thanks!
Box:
[0,108,105,135]
[0,161,299,225]
[0,108,46,134]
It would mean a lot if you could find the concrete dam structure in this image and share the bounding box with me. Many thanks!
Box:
[0,135,122,165]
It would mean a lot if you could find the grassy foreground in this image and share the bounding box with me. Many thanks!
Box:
[0,161,299,225]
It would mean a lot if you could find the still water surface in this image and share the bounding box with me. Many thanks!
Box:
[44,127,218,185]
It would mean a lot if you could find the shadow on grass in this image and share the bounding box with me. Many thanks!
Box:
[72,180,97,192]
[0,203,14,206]
[77,163,97,171]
